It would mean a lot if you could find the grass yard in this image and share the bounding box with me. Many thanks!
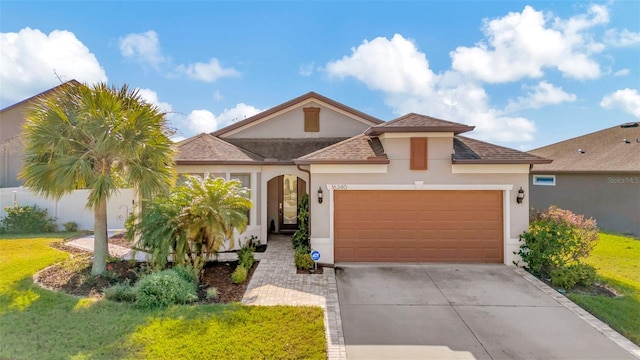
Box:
[568,232,640,346]
[0,236,326,359]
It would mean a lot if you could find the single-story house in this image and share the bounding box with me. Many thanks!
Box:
[0,80,80,188]
[176,92,551,265]
[529,123,640,236]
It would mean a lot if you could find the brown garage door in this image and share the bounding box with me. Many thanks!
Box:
[334,190,503,263]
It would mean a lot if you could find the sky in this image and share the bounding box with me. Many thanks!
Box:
[1,1,639,150]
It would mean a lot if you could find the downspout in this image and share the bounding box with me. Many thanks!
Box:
[296,164,311,236]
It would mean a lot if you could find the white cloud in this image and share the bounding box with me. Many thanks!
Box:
[213,90,223,101]
[505,81,577,112]
[600,88,640,118]
[451,5,607,82]
[184,103,262,134]
[137,88,173,113]
[175,58,240,82]
[327,34,435,95]
[119,31,239,83]
[604,29,640,47]
[299,62,315,77]
[326,34,537,142]
[119,30,166,69]
[613,69,630,77]
[186,109,218,133]
[0,27,107,103]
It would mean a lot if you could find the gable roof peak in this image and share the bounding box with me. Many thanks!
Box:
[211,91,383,137]
[366,113,475,135]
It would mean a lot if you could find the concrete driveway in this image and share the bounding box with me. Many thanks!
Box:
[336,264,637,360]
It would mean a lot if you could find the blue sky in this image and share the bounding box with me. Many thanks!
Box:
[1,1,639,150]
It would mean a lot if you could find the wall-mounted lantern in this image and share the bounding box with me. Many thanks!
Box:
[317,187,324,204]
[516,187,525,204]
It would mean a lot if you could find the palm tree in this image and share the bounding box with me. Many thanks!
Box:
[132,176,252,272]
[20,82,175,275]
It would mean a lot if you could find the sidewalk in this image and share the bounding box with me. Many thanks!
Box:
[242,234,347,360]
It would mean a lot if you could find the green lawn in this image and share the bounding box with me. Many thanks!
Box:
[568,232,640,346]
[0,236,326,359]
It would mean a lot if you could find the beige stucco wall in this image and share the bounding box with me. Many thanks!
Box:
[223,101,373,139]
[308,135,531,265]
[176,164,310,247]
[0,104,27,188]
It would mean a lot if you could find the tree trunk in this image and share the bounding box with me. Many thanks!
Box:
[92,197,109,275]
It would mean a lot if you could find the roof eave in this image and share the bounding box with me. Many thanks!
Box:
[530,169,640,174]
[365,126,475,136]
[294,158,390,165]
[452,159,553,165]
[176,160,293,165]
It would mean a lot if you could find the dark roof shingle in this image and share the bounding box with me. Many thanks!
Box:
[453,136,551,164]
[224,138,349,161]
[530,123,640,172]
[366,113,475,135]
[296,135,388,164]
[175,133,263,164]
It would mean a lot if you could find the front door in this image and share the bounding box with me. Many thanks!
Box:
[279,174,298,231]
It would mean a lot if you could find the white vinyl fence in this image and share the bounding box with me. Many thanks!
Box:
[0,187,135,231]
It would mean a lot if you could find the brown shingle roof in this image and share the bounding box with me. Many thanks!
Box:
[366,113,475,135]
[175,133,264,164]
[453,136,552,164]
[530,123,640,173]
[295,134,388,164]
[224,138,349,161]
[211,92,383,137]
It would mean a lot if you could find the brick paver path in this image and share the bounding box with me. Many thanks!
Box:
[242,235,346,360]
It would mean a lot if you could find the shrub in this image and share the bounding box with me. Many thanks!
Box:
[294,247,314,270]
[63,221,79,232]
[571,262,598,287]
[135,269,198,309]
[550,267,579,289]
[172,264,199,286]
[231,265,248,284]
[105,283,137,302]
[206,287,218,300]
[237,245,255,269]
[0,205,57,233]
[292,194,310,250]
[517,206,598,277]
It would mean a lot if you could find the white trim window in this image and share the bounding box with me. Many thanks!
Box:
[533,175,556,186]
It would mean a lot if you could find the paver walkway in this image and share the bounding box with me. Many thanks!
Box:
[242,235,346,360]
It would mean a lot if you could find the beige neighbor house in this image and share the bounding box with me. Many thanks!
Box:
[177,92,551,265]
[529,123,640,236]
[0,80,80,188]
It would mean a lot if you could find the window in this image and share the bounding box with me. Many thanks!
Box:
[533,175,556,186]
[303,107,320,132]
[410,138,428,170]
[231,173,251,223]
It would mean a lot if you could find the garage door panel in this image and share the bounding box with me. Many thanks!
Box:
[334,190,503,263]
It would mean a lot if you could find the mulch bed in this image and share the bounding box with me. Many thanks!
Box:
[532,272,621,298]
[296,266,326,275]
[35,241,259,303]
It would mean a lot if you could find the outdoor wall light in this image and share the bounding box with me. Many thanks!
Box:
[516,187,525,204]
[317,187,324,204]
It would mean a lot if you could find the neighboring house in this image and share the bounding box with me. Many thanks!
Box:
[529,123,640,236]
[176,92,551,265]
[0,80,80,188]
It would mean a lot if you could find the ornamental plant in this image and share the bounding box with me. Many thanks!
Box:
[517,206,599,289]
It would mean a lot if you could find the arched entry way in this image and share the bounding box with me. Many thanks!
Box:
[267,175,307,233]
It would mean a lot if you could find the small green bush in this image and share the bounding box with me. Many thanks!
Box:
[231,265,248,284]
[294,247,314,270]
[517,206,598,277]
[206,287,218,300]
[172,264,199,286]
[135,269,198,309]
[237,245,255,269]
[571,262,598,287]
[63,222,78,232]
[292,194,310,250]
[104,283,137,302]
[0,205,57,233]
[550,267,579,289]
